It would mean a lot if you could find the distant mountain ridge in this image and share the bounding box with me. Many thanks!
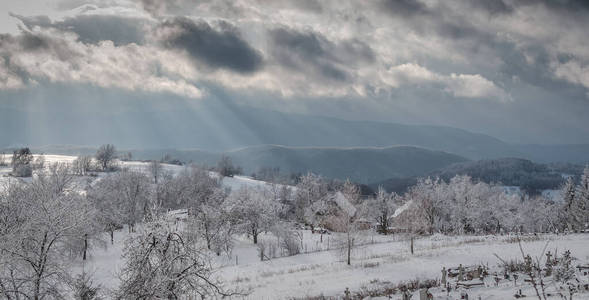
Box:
[18,144,467,184]
[2,105,588,163]
[224,145,468,183]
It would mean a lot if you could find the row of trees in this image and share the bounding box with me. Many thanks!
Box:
[397,167,589,235]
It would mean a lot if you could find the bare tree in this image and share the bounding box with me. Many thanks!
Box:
[330,211,359,265]
[95,144,116,171]
[32,153,45,170]
[73,155,93,176]
[216,155,241,177]
[148,160,162,184]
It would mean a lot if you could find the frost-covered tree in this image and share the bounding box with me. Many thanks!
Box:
[11,147,33,177]
[561,176,577,231]
[95,144,116,171]
[406,177,450,234]
[37,163,76,195]
[73,155,93,176]
[330,183,363,265]
[116,216,233,299]
[148,160,163,184]
[32,153,45,170]
[363,186,397,234]
[0,174,95,299]
[88,183,125,244]
[575,166,589,230]
[0,152,7,166]
[330,210,359,265]
[294,173,329,223]
[193,188,230,251]
[395,174,559,235]
[231,186,278,244]
[90,169,152,233]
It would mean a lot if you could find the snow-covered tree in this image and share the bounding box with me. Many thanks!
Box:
[37,162,76,196]
[73,155,93,176]
[148,160,163,184]
[231,186,278,244]
[11,147,33,177]
[95,144,116,171]
[0,152,7,166]
[32,153,45,170]
[329,181,362,265]
[116,216,233,299]
[295,173,329,223]
[363,186,397,234]
[406,177,449,234]
[0,174,95,299]
[90,169,152,233]
[575,166,589,230]
[561,176,578,231]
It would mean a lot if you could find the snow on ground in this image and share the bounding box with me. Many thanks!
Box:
[80,227,589,299]
[0,154,277,192]
[217,234,589,299]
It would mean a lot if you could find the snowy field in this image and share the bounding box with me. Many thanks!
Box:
[80,227,589,299]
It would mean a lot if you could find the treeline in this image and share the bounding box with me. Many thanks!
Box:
[375,158,584,195]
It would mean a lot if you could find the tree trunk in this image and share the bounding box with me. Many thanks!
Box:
[252,228,258,244]
[83,233,88,261]
[110,230,114,244]
[347,238,351,265]
[410,236,414,255]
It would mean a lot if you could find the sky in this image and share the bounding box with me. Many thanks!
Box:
[0,0,589,145]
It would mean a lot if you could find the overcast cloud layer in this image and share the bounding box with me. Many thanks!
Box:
[1,0,589,144]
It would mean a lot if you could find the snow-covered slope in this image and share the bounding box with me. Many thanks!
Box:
[0,154,280,192]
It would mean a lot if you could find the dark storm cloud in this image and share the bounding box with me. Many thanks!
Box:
[378,0,428,17]
[268,27,374,82]
[518,0,589,11]
[469,0,513,15]
[11,13,148,45]
[0,29,76,58]
[157,17,263,73]
[0,32,49,86]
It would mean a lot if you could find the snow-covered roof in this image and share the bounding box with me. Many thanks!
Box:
[332,191,357,217]
[392,200,413,218]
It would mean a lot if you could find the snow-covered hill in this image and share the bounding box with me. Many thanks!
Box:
[0,154,282,192]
